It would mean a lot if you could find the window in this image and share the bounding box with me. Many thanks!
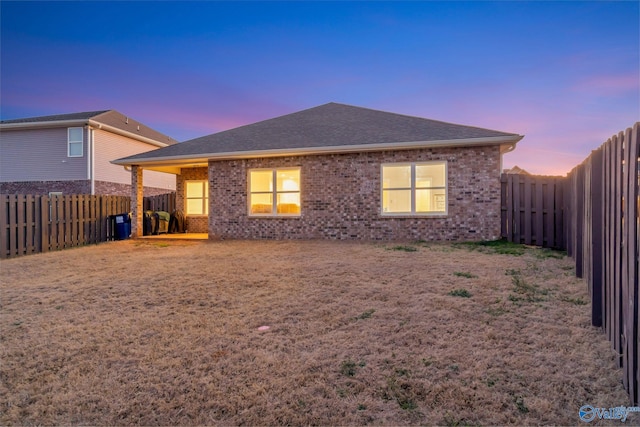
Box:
[68,127,83,157]
[381,161,447,215]
[185,180,208,215]
[249,168,300,216]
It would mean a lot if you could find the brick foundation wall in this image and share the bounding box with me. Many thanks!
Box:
[176,167,208,233]
[208,146,502,241]
[0,180,174,197]
[0,180,90,195]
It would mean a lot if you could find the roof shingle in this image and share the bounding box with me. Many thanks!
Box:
[116,102,522,164]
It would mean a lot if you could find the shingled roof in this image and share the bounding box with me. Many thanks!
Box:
[114,102,523,166]
[1,110,177,147]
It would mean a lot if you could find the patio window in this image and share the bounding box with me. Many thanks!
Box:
[68,127,83,157]
[185,180,208,216]
[381,161,447,215]
[249,168,300,216]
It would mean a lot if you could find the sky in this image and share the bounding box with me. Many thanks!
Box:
[1,1,638,176]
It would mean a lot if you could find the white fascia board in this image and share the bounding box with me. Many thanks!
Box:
[0,119,90,130]
[0,119,170,148]
[112,135,524,166]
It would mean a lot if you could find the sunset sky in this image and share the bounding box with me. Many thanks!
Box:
[1,1,638,175]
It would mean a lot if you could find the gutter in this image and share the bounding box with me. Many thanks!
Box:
[0,119,90,129]
[112,134,524,166]
[0,119,171,147]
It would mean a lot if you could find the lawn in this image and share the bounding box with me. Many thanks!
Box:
[0,239,631,425]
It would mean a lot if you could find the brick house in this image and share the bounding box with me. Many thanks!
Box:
[0,110,177,196]
[114,103,523,240]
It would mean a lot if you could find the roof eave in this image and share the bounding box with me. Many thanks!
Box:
[112,135,524,167]
[0,119,91,130]
[87,120,171,147]
[0,119,171,147]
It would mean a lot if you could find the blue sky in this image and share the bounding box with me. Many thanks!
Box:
[1,1,638,175]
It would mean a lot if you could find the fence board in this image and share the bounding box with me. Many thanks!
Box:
[16,195,26,256]
[614,133,624,366]
[605,138,615,345]
[622,124,639,402]
[524,175,532,245]
[545,181,555,248]
[0,196,7,258]
[501,177,508,240]
[506,174,514,241]
[40,196,49,254]
[591,148,604,327]
[575,167,585,278]
[0,194,131,258]
[534,182,543,246]
[8,195,17,257]
[555,179,564,250]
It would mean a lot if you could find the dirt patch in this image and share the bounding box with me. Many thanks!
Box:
[0,239,631,425]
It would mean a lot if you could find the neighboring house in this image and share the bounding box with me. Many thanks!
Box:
[114,102,524,240]
[0,110,177,196]
[503,165,530,175]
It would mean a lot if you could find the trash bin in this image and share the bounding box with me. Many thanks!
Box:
[114,213,131,240]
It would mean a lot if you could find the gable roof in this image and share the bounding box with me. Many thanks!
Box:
[1,110,178,147]
[113,102,523,167]
[503,165,530,175]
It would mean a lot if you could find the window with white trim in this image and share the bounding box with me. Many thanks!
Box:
[185,180,208,216]
[249,168,301,216]
[381,161,447,215]
[67,127,83,157]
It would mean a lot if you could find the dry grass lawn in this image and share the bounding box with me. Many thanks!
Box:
[0,239,632,425]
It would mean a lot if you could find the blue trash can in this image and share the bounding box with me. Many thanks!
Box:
[114,213,131,240]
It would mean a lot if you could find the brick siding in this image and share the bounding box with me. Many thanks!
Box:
[94,181,172,197]
[207,146,502,241]
[0,180,91,195]
[0,180,172,197]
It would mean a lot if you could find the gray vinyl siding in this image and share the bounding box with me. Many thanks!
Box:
[0,128,87,182]
[93,129,175,191]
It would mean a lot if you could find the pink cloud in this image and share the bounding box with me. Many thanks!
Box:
[572,71,640,95]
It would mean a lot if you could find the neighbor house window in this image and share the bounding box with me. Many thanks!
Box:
[185,180,208,216]
[68,127,83,157]
[249,168,300,216]
[381,161,447,215]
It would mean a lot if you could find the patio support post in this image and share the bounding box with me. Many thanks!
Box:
[131,165,143,237]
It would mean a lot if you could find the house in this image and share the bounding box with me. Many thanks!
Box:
[113,102,523,240]
[0,110,177,196]
[503,165,530,175]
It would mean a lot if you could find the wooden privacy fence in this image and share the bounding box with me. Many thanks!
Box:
[0,194,130,259]
[501,174,566,249]
[564,123,639,405]
[143,192,176,213]
[503,123,639,405]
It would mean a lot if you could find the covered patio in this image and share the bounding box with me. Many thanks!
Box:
[124,162,210,239]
